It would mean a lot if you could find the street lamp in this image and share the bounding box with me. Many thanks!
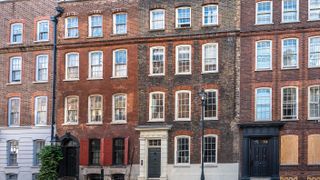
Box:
[199,89,207,180]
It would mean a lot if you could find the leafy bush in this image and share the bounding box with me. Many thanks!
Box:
[39,145,63,180]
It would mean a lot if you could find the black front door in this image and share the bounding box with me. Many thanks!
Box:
[148,148,161,178]
[250,138,271,177]
[66,147,77,177]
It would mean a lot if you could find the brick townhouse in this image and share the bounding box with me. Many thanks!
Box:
[0,0,56,180]
[240,0,320,180]
[55,0,240,180]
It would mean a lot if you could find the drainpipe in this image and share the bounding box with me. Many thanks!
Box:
[50,6,64,144]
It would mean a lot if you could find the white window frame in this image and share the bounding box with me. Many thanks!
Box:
[308,0,320,21]
[202,43,219,73]
[88,51,103,79]
[308,85,320,120]
[88,94,103,124]
[202,4,219,26]
[282,0,300,23]
[201,134,218,165]
[88,15,103,37]
[149,92,165,122]
[255,40,272,71]
[204,89,218,120]
[36,55,48,82]
[281,86,299,121]
[175,90,191,121]
[308,36,320,68]
[174,135,191,166]
[8,97,20,127]
[112,93,127,124]
[175,45,192,75]
[281,38,299,69]
[10,23,23,44]
[175,7,191,28]
[255,87,272,121]
[150,46,165,76]
[113,13,127,35]
[112,49,128,78]
[65,52,80,81]
[255,1,273,25]
[65,16,79,38]
[34,96,48,126]
[9,56,22,83]
[36,20,49,42]
[64,96,79,125]
[150,9,165,30]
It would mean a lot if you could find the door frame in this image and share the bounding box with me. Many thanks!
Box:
[239,122,284,180]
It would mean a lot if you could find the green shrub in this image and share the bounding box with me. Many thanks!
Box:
[39,145,63,180]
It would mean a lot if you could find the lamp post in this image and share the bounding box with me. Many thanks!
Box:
[199,89,207,180]
[51,134,61,147]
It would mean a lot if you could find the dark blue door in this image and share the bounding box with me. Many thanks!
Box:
[148,148,161,178]
[250,138,271,177]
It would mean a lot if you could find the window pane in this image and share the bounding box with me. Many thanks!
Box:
[282,39,298,68]
[9,98,20,126]
[256,88,272,121]
[309,0,320,20]
[114,50,127,77]
[309,86,320,118]
[283,0,298,22]
[256,2,272,24]
[282,88,298,120]
[89,95,102,123]
[37,55,48,81]
[89,139,100,165]
[177,8,191,28]
[90,52,103,78]
[309,37,320,67]
[177,46,191,73]
[204,136,216,163]
[176,137,189,164]
[256,41,272,69]
[205,91,217,119]
[203,44,218,72]
[66,97,78,123]
[151,93,164,120]
[177,92,190,119]
[115,14,127,34]
[114,95,126,121]
[113,138,124,165]
[151,48,164,74]
[151,10,165,29]
[66,54,79,79]
[35,97,47,125]
[203,5,218,25]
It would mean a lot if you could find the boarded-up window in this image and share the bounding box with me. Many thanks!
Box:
[308,134,320,165]
[281,135,299,165]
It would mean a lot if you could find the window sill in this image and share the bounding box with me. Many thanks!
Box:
[6,82,22,86]
[175,73,192,76]
[87,36,104,39]
[34,125,49,127]
[110,76,128,79]
[281,67,299,70]
[175,26,192,30]
[87,78,103,81]
[148,74,165,77]
[280,21,300,24]
[308,19,320,22]
[64,36,79,39]
[254,23,274,26]
[255,69,272,72]
[110,121,127,125]
[62,123,79,126]
[201,71,218,74]
[202,24,219,28]
[9,42,23,45]
[149,29,165,32]
[111,33,128,37]
[33,81,48,84]
[8,125,20,128]
[281,119,299,122]
[308,66,320,69]
[280,164,299,166]
[110,165,126,168]
[34,40,49,43]
[31,165,40,168]
[203,163,218,167]
[63,79,80,82]
[147,119,165,123]
[174,119,191,122]
[86,122,103,126]
[5,166,19,169]
[204,118,218,121]
[174,164,190,168]
[308,118,320,121]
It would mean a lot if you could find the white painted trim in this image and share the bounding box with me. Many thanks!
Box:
[88,15,103,37]
[281,0,300,23]
[150,9,165,30]
[35,54,49,82]
[201,134,218,165]
[202,43,219,73]
[175,7,191,28]
[64,96,79,124]
[149,92,165,122]
[202,4,219,26]
[150,46,165,76]
[281,38,299,69]
[175,90,191,121]
[308,36,320,68]
[36,20,49,42]
[204,89,218,120]
[255,1,273,25]
[10,23,23,44]
[65,16,79,38]
[281,86,299,121]
[112,49,128,78]
[34,96,48,126]
[88,94,103,123]
[254,87,272,121]
[113,13,127,34]
[8,97,20,127]
[175,45,192,75]
[308,85,320,120]
[9,56,22,83]
[65,52,80,80]
[88,51,103,79]
[112,93,127,123]
[255,40,272,71]
[174,135,191,166]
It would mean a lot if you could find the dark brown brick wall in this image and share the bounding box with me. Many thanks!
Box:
[240,0,320,178]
